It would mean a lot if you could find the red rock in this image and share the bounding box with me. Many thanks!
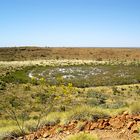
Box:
[102,121,110,128]
[25,134,35,140]
[119,115,126,121]
[98,120,105,129]
[66,131,70,134]
[84,122,91,131]
[78,122,86,131]
[90,122,98,130]
[71,120,78,124]
[118,129,126,135]
[133,116,140,121]
[131,124,138,133]
[123,111,129,115]
[127,121,135,129]
[50,127,56,134]
[109,118,124,129]
[34,131,42,139]
[126,115,131,120]
[68,123,75,130]
[43,132,50,138]
[40,129,45,136]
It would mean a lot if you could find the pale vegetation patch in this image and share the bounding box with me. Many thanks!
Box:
[0,59,140,70]
[130,102,140,114]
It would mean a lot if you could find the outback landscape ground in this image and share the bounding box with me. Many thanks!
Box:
[0,47,140,140]
[0,47,140,61]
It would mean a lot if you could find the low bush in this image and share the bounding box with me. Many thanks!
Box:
[0,125,22,140]
[40,112,64,126]
[64,105,109,122]
[0,80,6,90]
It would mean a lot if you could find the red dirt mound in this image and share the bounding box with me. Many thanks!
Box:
[6,112,140,140]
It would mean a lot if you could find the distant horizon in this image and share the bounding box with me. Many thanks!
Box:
[0,46,140,49]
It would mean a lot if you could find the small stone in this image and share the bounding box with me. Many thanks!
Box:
[123,111,129,116]
[84,122,91,131]
[43,132,50,138]
[131,124,138,133]
[66,131,70,134]
[118,129,126,135]
[90,122,98,130]
[133,116,140,121]
[98,120,105,129]
[109,118,124,129]
[127,121,134,129]
[25,134,35,140]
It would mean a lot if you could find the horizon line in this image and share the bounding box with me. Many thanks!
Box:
[0,46,140,49]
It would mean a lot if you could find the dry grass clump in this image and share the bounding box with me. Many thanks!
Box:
[0,59,139,69]
[0,125,22,140]
[63,105,109,122]
[130,102,140,114]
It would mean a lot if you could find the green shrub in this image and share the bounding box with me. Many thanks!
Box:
[66,132,99,140]
[40,112,63,126]
[86,91,107,106]
[23,84,31,91]
[0,125,23,140]
[0,80,6,90]
[112,86,120,94]
[65,105,109,121]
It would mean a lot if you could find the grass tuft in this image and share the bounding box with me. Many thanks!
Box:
[64,105,109,122]
[130,102,140,114]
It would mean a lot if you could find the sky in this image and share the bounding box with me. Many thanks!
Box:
[0,0,140,47]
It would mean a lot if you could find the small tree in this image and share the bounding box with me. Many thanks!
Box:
[3,77,75,139]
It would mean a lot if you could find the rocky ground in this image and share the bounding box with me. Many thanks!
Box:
[5,112,140,140]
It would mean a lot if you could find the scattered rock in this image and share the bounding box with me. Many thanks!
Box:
[109,118,124,129]
[66,131,70,135]
[127,121,135,129]
[118,129,126,135]
[133,116,140,121]
[90,122,98,130]
[131,124,138,133]
[84,122,91,131]
[14,114,140,140]
[43,132,50,138]
[98,120,106,129]
[25,134,35,140]
[123,111,129,116]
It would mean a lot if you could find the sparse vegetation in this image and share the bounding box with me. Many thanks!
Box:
[64,105,109,121]
[0,48,140,139]
[0,47,140,61]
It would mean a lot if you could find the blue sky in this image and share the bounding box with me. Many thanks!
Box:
[0,0,140,47]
